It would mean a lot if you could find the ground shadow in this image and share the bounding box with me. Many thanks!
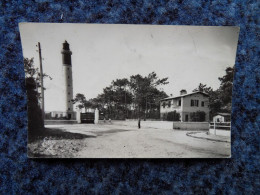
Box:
[28,127,95,143]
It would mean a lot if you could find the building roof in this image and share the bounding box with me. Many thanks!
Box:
[215,113,231,117]
[160,91,209,101]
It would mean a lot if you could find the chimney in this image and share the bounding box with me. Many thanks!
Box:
[180,89,187,95]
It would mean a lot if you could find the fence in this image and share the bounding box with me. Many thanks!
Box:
[209,122,231,135]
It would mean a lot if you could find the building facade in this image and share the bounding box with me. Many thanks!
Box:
[160,90,209,122]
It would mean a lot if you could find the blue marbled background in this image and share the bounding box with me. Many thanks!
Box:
[0,0,259,194]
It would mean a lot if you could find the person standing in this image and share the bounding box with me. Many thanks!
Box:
[138,118,141,129]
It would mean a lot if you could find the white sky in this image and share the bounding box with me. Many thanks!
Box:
[19,23,239,112]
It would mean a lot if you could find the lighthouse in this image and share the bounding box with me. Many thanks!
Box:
[61,40,74,119]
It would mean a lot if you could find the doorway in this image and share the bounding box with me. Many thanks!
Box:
[185,114,189,122]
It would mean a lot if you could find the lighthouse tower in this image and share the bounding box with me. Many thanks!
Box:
[61,40,74,119]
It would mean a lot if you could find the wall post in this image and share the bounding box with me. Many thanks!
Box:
[76,109,81,123]
[214,121,216,135]
[94,108,99,124]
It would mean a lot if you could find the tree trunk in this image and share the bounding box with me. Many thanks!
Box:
[144,96,147,121]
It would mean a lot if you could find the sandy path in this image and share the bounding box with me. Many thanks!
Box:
[45,123,230,158]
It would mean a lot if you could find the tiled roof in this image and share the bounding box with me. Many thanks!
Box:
[160,91,209,101]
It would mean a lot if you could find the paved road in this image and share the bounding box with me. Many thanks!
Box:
[45,123,231,158]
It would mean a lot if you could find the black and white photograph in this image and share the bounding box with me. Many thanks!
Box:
[19,23,239,158]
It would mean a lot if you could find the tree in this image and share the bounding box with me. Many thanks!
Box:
[87,72,169,120]
[193,66,235,120]
[143,87,168,119]
[24,57,51,135]
[193,83,219,119]
[111,78,133,118]
[129,72,169,119]
[192,83,213,94]
[72,93,92,111]
[26,77,44,132]
[24,58,39,78]
[24,57,52,100]
[218,66,234,112]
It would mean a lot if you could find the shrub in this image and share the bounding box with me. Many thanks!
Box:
[162,113,167,121]
[166,111,180,121]
[26,77,44,132]
[190,111,206,122]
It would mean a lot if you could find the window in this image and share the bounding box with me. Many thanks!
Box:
[191,100,199,107]
[168,101,171,107]
[201,101,204,107]
[68,75,70,79]
[68,92,70,95]
[162,102,166,108]
[178,99,181,106]
[68,108,70,111]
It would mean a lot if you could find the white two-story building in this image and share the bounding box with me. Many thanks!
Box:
[160,90,209,122]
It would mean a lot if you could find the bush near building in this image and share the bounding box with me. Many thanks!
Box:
[190,111,206,122]
[163,111,180,121]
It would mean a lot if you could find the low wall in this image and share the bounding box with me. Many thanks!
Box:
[173,122,209,130]
[44,120,78,125]
[112,120,209,130]
[115,120,174,130]
[209,129,231,136]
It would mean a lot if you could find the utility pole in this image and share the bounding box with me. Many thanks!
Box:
[38,42,45,121]
[124,85,127,119]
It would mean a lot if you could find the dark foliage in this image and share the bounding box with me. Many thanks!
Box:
[26,77,44,133]
[73,72,168,120]
[166,111,180,121]
[193,66,235,119]
[24,57,52,136]
[190,111,206,122]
